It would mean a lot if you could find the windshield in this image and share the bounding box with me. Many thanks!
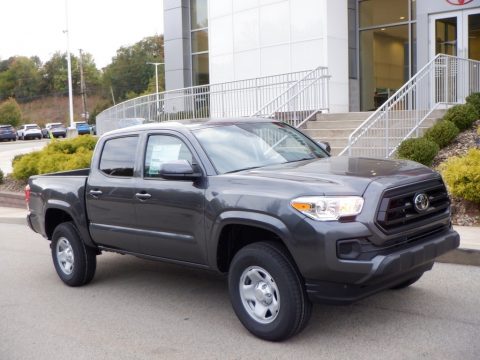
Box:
[26,125,40,130]
[193,122,328,174]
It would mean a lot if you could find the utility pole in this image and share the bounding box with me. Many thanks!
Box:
[64,0,74,129]
[78,49,88,122]
[146,62,164,116]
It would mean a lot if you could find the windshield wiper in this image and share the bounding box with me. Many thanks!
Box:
[224,166,263,174]
[285,157,316,163]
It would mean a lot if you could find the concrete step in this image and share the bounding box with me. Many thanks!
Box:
[306,120,365,130]
[316,112,374,121]
[301,109,447,157]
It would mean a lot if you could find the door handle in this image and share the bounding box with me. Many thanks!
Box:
[89,189,103,197]
[135,192,152,200]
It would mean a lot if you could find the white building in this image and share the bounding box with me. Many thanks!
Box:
[163,0,480,113]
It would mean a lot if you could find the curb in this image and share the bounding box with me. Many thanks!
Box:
[436,248,480,267]
[0,217,26,225]
[0,191,24,208]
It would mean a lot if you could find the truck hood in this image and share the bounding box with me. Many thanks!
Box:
[238,157,436,196]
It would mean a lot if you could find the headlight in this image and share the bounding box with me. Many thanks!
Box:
[290,196,364,221]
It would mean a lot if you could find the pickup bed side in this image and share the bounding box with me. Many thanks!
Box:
[28,168,96,248]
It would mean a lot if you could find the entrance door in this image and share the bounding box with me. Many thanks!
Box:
[429,9,480,102]
[430,9,480,60]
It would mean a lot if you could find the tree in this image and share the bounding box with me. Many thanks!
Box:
[41,51,101,97]
[0,98,22,127]
[103,35,164,101]
[0,56,42,101]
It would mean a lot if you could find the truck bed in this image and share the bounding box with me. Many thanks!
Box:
[28,169,92,244]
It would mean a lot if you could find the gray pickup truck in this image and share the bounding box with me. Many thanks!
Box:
[27,118,459,341]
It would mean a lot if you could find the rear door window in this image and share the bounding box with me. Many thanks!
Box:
[99,136,139,177]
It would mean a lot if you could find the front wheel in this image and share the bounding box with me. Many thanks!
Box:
[51,222,97,287]
[228,242,312,341]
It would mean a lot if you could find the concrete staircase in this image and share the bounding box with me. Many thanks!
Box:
[301,109,447,156]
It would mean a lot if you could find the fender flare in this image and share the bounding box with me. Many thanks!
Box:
[44,200,96,248]
[208,210,294,271]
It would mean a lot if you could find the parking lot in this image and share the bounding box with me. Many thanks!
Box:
[0,223,479,359]
[0,139,48,174]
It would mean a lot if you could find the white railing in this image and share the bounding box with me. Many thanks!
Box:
[96,67,330,135]
[251,67,331,127]
[340,54,480,158]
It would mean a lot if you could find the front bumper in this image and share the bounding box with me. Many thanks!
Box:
[304,227,459,304]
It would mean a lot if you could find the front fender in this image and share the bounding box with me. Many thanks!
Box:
[207,210,294,270]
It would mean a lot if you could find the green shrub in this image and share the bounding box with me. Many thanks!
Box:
[12,151,41,181]
[12,136,98,181]
[440,149,480,203]
[396,137,439,166]
[443,104,479,131]
[424,120,459,149]
[11,153,26,167]
[0,168,4,184]
[466,92,480,115]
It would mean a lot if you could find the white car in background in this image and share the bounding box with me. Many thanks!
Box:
[17,124,42,140]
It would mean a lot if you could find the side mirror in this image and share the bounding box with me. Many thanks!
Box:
[159,160,202,180]
[318,141,331,154]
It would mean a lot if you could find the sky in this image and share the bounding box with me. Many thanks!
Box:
[0,0,164,69]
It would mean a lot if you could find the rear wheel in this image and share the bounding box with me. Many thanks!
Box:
[51,222,97,287]
[228,242,312,341]
[390,274,423,290]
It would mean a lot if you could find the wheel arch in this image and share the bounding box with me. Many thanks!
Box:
[44,204,96,248]
[210,211,295,273]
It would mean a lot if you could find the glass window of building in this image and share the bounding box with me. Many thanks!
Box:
[191,0,208,30]
[359,0,416,111]
[359,0,409,27]
[469,14,480,61]
[190,0,209,86]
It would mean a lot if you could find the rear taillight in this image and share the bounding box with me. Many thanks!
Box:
[25,185,31,210]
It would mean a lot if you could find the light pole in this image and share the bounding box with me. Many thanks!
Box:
[146,62,164,116]
[64,0,74,129]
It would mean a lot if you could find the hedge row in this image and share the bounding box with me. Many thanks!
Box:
[397,95,480,166]
[12,135,98,181]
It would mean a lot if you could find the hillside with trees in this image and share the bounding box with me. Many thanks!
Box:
[0,34,164,127]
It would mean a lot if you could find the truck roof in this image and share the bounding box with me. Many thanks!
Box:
[105,117,280,137]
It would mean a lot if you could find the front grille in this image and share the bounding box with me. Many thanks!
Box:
[376,179,450,233]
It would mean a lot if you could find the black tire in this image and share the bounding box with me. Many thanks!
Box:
[228,242,312,341]
[390,273,423,290]
[51,222,97,287]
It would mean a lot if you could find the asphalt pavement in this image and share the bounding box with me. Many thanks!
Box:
[0,139,49,174]
[0,223,479,360]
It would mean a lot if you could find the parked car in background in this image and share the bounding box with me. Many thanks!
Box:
[42,123,67,138]
[0,124,17,142]
[17,124,42,140]
[74,121,91,135]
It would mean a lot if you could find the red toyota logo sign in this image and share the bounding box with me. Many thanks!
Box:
[446,0,474,5]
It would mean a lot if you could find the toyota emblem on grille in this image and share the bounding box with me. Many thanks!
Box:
[414,193,429,213]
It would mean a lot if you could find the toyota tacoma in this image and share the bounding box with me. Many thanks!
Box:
[26,118,460,341]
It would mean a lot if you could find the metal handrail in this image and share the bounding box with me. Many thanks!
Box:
[96,68,331,135]
[339,54,480,158]
[251,67,329,116]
